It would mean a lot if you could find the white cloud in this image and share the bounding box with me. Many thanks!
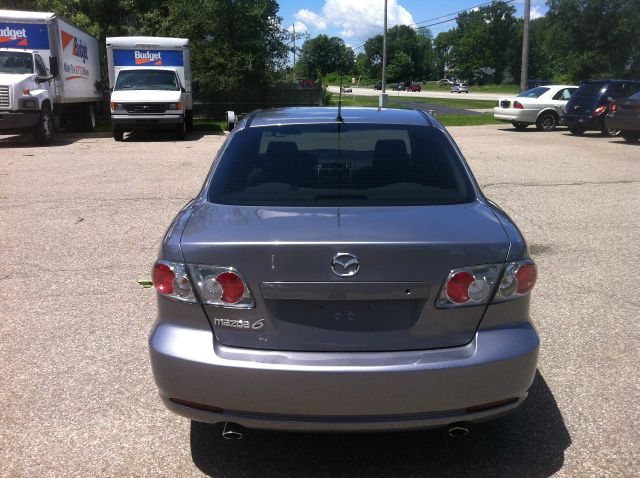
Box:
[287,20,308,34]
[293,0,414,41]
[530,6,545,19]
[295,9,327,30]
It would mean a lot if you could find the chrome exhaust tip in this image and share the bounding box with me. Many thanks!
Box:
[222,422,244,440]
[447,423,470,437]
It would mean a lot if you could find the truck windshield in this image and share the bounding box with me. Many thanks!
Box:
[114,70,181,91]
[0,51,34,74]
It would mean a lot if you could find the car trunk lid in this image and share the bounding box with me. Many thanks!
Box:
[180,201,510,352]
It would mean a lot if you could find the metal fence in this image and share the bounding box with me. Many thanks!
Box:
[193,83,323,119]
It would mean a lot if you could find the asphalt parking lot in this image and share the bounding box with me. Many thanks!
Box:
[1,125,638,477]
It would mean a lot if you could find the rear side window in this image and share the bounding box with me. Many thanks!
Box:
[518,87,549,98]
[208,124,475,207]
[576,82,607,97]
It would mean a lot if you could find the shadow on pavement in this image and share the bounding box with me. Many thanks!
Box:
[190,371,570,478]
[122,130,211,142]
[0,133,78,148]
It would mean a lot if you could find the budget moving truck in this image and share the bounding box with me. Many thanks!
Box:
[0,10,101,144]
[106,37,194,141]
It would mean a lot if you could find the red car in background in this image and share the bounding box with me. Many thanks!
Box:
[407,82,422,92]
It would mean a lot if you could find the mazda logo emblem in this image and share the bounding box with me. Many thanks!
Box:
[331,253,360,277]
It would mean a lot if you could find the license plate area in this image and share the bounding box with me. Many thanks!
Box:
[264,299,425,332]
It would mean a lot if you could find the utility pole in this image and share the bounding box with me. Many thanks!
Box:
[519,0,530,92]
[292,22,296,84]
[379,0,388,107]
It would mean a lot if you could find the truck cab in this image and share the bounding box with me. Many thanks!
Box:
[110,67,187,141]
[0,48,56,143]
[106,37,194,141]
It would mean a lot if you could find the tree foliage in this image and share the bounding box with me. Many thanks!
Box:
[5,0,291,91]
[297,34,354,79]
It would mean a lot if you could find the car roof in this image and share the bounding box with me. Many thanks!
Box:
[246,107,434,128]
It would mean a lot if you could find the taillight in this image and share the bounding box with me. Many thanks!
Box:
[610,103,617,113]
[438,259,537,307]
[437,264,501,307]
[189,265,254,308]
[494,259,537,302]
[513,101,524,109]
[152,260,196,302]
[594,105,607,115]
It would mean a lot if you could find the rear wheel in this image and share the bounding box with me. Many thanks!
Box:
[78,104,96,132]
[33,103,53,144]
[512,121,528,130]
[175,120,186,140]
[621,132,639,142]
[536,111,558,131]
[601,127,621,137]
[112,125,124,142]
[569,127,585,135]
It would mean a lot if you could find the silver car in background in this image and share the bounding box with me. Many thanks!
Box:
[494,85,578,131]
[149,107,539,436]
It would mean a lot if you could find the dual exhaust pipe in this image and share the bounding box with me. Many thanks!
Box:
[220,421,469,440]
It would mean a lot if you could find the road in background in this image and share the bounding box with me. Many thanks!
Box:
[328,85,504,101]
[1,127,639,477]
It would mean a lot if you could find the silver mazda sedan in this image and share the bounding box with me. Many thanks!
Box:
[149,107,539,436]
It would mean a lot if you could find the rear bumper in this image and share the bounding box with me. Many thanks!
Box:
[111,114,183,130]
[149,321,539,432]
[0,110,39,131]
[493,109,536,123]
[564,113,604,130]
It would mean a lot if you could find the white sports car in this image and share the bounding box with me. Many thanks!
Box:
[494,85,578,131]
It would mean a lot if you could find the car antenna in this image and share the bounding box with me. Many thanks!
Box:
[336,74,344,122]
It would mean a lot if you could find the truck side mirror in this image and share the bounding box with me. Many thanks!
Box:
[192,80,200,93]
[49,57,59,77]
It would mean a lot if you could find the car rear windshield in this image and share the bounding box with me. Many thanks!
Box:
[575,82,607,96]
[517,86,549,98]
[208,123,475,207]
[114,70,180,91]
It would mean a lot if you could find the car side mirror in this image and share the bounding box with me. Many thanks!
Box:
[49,57,59,78]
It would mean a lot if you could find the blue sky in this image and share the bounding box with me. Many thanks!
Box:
[278,0,548,53]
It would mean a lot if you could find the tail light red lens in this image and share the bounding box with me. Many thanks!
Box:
[153,260,196,302]
[216,271,246,303]
[513,101,524,109]
[515,263,537,294]
[446,271,474,303]
[153,263,175,294]
[610,103,617,113]
[594,105,607,115]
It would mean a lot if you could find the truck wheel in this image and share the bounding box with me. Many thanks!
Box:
[175,121,186,140]
[33,104,53,145]
[185,111,194,132]
[82,104,96,132]
[536,112,558,131]
[112,126,124,142]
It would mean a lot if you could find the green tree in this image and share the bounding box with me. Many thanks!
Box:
[386,51,413,82]
[544,0,640,81]
[297,34,355,79]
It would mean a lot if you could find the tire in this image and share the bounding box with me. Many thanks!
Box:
[512,121,528,130]
[175,120,186,140]
[621,132,639,142]
[601,127,621,137]
[33,103,53,144]
[569,127,585,135]
[536,111,558,131]
[185,111,194,132]
[82,104,96,132]
[112,125,123,142]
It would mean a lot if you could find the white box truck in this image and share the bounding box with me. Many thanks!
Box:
[0,10,101,143]
[106,37,195,141]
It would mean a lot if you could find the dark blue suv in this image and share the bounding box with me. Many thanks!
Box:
[564,79,640,136]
